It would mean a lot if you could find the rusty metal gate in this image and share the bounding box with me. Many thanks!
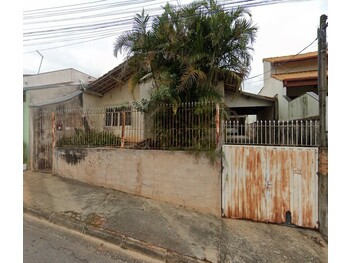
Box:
[222,145,318,229]
[33,109,53,171]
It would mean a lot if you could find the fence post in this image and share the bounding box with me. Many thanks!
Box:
[215,103,220,146]
[121,111,125,148]
[51,111,56,173]
[51,112,55,149]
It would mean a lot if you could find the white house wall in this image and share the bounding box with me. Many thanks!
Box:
[277,92,290,120]
[83,93,103,109]
[84,82,140,109]
[258,56,324,121]
[24,68,94,87]
[100,82,140,107]
[83,82,148,142]
[289,93,319,120]
[259,62,289,120]
[27,86,80,105]
[71,69,96,85]
[25,68,96,106]
[259,62,276,97]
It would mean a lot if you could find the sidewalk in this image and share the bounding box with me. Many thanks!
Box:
[23,171,327,263]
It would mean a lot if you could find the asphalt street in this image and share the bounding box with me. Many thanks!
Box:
[24,171,328,263]
[24,214,163,263]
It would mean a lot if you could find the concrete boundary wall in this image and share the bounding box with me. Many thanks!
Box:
[53,147,221,215]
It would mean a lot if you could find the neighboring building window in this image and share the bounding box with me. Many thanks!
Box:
[23,91,26,102]
[105,107,131,127]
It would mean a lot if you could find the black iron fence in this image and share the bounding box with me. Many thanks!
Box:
[36,103,319,153]
[43,102,220,150]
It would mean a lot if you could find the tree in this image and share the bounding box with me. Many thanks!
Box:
[114,0,257,106]
[114,0,257,150]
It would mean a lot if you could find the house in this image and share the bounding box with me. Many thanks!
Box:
[224,89,276,123]
[23,68,96,170]
[83,61,277,143]
[258,51,328,121]
[84,62,151,143]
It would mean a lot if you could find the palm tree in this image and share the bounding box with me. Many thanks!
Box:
[114,0,257,105]
[114,0,257,149]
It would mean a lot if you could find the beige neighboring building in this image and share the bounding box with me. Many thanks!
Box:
[24,68,96,170]
[258,51,328,121]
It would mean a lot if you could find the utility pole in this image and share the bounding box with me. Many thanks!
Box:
[317,14,328,239]
[318,14,328,147]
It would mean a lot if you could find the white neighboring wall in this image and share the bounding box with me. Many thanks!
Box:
[24,68,96,105]
[259,61,290,120]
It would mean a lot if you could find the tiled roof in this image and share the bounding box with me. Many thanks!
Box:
[271,70,318,81]
[263,51,318,63]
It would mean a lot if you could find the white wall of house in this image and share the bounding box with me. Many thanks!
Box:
[24,68,95,105]
[24,68,96,170]
[101,82,139,106]
[258,53,326,122]
[24,68,93,87]
[27,86,79,105]
[83,81,154,143]
[83,93,103,109]
[289,93,319,120]
[259,61,295,121]
[88,79,154,107]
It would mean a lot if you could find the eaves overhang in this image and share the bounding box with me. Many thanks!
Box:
[87,61,134,95]
[263,51,319,64]
[271,70,324,87]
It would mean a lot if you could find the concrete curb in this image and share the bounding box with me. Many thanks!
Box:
[24,205,209,263]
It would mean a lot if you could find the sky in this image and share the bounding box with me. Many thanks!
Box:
[22,0,328,94]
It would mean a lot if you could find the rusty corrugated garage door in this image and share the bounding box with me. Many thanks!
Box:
[222,145,318,228]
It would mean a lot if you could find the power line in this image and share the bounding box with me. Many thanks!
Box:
[24,0,162,20]
[23,0,309,52]
[23,34,116,54]
[244,37,318,81]
[23,0,107,13]
[23,0,174,47]
[243,36,318,86]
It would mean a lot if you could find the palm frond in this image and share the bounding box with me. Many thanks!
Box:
[179,65,207,91]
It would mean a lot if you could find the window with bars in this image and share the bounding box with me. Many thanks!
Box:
[105,107,131,127]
